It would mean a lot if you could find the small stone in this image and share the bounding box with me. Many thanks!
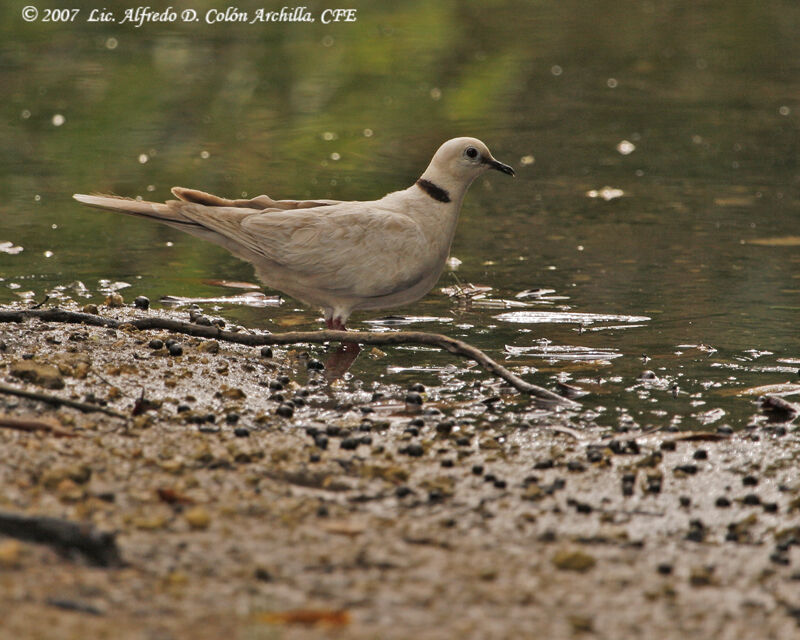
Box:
[686,519,706,542]
[493,479,507,489]
[148,339,164,350]
[340,437,358,450]
[268,380,283,391]
[133,296,150,310]
[659,440,677,451]
[197,340,219,354]
[441,459,454,468]
[455,436,471,447]
[567,461,586,472]
[168,343,183,356]
[742,475,759,486]
[435,420,454,435]
[405,392,423,413]
[225,413,240,425]
[552,549,596,572]
[194,315,212,326]
[674,464,698,475]
[742,493,761,506]
[104,292,124,307]
[403,443,424,457]
[715,496,731,508]
[395,486,413,498]
[184,506,211,530]
[0,540,22,568]
[763,502,779,513]
[404,426,420,437]
[9,360,64,389]
[306,358,324,371]
[657,563,673,575]
[471,464,484,476]
[679,495,692,508]
[260,346,273,358]
[693,449,708,460]
[408,382,425,392]
[276,403,294,418]
[233,427,250,438]
[314,435,329,450]
[82,304,99,314]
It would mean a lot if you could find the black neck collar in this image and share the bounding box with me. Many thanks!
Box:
[416,179,451,203]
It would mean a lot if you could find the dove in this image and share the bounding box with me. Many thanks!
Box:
[73,137,515,330]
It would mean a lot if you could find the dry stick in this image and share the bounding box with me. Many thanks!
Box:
[0,415,77,438]
[0,383,127,419]
[0,307,579,409]
[0,510,123,567]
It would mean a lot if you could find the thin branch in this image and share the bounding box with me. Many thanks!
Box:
[0,510,123,567]
[0,307,579,409]
[0,383,127,418]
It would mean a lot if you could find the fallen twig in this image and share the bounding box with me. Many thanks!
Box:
[0,307,579,408]
[0,383,127,419]
[0,510,123,567]
[0,415,77,438]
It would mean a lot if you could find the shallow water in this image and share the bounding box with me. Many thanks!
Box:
[1,1,798,429]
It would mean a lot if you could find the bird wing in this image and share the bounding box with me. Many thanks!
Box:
[177,199,432,299]
[171,187,341,210]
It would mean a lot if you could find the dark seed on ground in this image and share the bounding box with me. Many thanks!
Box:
[441,459,454,468]
[404,426,420,437]
[534,459,554,470]
[276,404,294,418]
[674,464,698,474]
[567,461,586,472]
[177,404,190,413]
[679,496,692,508]
[404,444,424,457]
[396,486,413,498]
[133,296,150,310]
[277,375,290,384]
[306,359,324,371]
[472,464,484,476]
[340,437,358,450]
[484,474,497,483]
[409,418,425,428]
[309,453,321,463]
[314,435,329,450]
[455,436,471,447]
[657,563,673,575]
[693,449,708,460]
[686,519,706,542]
[494,479,507,489]
[763,502,779,513]
[168,343,183,356]
[660,440,677,451]
[148,339,163,350]
[225,413,240,425]
[742,475,759,486]
[359,435,372,445]
[715,496,731,508]
[325,425,341,436]
[260,346,273,358]
[233,427,250,438]
[408,383,425,393]
[742,493,761,505]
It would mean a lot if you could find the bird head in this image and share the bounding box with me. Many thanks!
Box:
[420,137,515,195]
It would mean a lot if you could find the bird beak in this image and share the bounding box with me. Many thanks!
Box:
[485,157,516,177]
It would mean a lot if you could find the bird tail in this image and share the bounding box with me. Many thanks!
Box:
[72,193,198,226]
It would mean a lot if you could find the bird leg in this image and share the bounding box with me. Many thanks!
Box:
[323,316,360,378]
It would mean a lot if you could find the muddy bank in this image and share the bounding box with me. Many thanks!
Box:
[1,302,799,639]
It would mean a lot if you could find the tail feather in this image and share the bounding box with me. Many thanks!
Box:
[72,193,197,226]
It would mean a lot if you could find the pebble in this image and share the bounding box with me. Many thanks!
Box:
[309,453,321,463]
[674,464,698,475]
[693,449,708,460]
[133,296,150,310]
[441,459,454,468]
[340,437,358,450]
[276,404,294,418]
[184,506,211,530]
[403,443,424,457]
[621,473,636,496]
[686,519,706,542]
[404,426,420,437]
[233,427,250,438]
[742,475,759,486]
[194,315,212,326]
[657,563,673,575]
[408,383,425,393]
[679,496,692,508]
[306,358,324,371]
[472,465,484,476]
[260,346,273,358]
[742,493,761,506]
[409,418,425,428]
[225,413,240,425]
[168,343,183,356]
[715,496,731,508]
[405,392,423,413]
[395,486,413,498]
[435,420,454,435]
[148,339,164,350]
[455,436,471,447]
[314,435,329,450]
[493,479,507,489]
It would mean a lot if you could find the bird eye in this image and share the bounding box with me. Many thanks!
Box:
[465,146,479,160]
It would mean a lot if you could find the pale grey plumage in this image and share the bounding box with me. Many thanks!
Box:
[73,137,514,328]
